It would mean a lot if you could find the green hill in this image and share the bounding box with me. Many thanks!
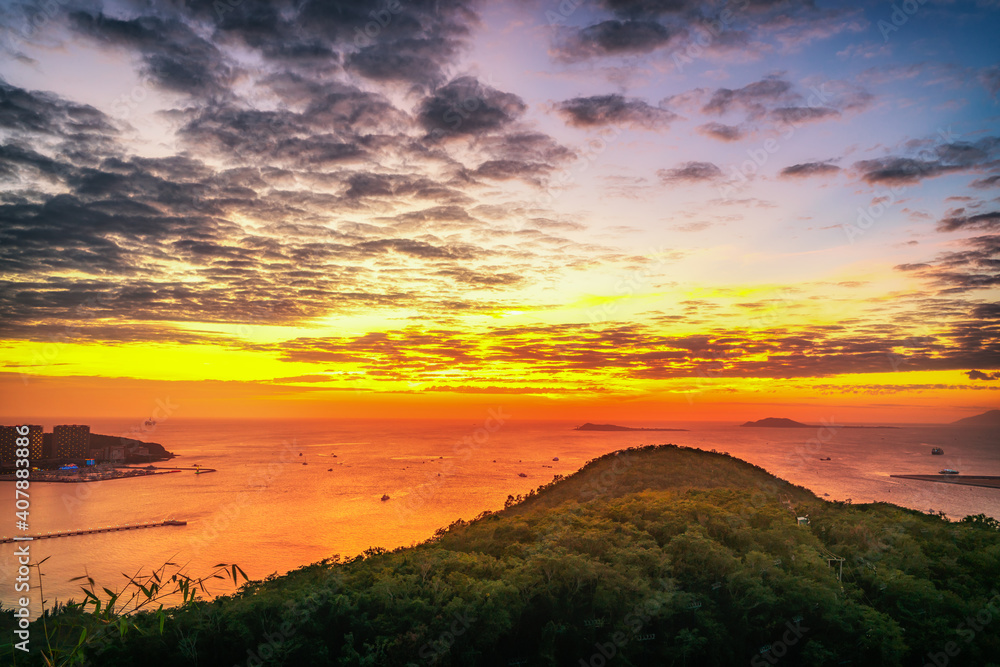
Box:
[6,445,1000,667]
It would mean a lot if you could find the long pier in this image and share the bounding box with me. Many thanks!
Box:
[890,475,1000,490]
[1,519,187,544]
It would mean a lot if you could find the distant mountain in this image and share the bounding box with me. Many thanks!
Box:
[950,409,1000,428]
[740,417,898,429]
[574,423,688,432]
[740,417,812,428]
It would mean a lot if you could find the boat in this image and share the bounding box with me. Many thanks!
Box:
[931,447,944,455]
[518,472,527,478]
[380,494,390,501]
[144,419,156,426]
[939,469,959,475]
[552,457,559,461]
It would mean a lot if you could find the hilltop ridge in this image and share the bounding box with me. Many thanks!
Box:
[10,445,1000,667]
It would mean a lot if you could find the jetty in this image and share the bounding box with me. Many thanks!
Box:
[1,519,187,544]
[890,474,1000,490]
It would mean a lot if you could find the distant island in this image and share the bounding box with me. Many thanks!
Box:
[740,417,812,428]
[574,423,688,431]
[950,409,1000,428]
[741,417,899,429]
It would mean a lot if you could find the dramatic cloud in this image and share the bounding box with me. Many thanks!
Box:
[418,77,527,138]
[937,211,1000,233]
[555,94,678,130]
[552,20,675,60]
[854,136,1000,185]
[967,370,1000,381]
[780,162,841,178]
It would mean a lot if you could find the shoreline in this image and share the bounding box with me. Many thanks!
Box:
[0,465,214,483]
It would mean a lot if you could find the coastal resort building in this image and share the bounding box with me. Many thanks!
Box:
[0,424,44,463]
[53,424,91,459]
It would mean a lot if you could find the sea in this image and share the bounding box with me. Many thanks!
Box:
[2,417,998,617]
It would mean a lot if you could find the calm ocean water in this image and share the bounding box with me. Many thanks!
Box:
[2,417,998,616]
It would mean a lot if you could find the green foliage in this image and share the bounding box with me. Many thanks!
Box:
[9,445,1000,667]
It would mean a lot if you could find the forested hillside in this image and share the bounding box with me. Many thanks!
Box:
[6,445,1000,666]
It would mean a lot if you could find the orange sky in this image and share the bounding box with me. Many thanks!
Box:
[0,0,997,425]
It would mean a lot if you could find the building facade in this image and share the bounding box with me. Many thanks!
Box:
[53,424,91,459]
[0,425,44,463]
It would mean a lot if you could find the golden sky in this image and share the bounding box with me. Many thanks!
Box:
[0,0,997,423]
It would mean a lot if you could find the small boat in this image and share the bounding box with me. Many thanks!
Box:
[931,448,944,455]
[939,469,959,475]
[144,419,156,426]
[552,457,559,461]
[327,468,333,472]
[819,457,831,461]
[381,494,390,501]
[518,472,527,478]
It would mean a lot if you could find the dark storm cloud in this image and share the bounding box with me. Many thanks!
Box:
[0,79,117,138]
[555,94,678,130]
[173,84,406,165]
[967,370,1000,381]
[895,235,1000,293]
[347,37,457,86]
[696,122,745,141]
[550,0,867,65]
[658,161,722,182]
[854,136,1000,185]
[69,12,234,97]
[417,76,527,138]
[552,19,674,60]
[780,162,840,178]
[854,157,961,185]
[971,175,1000,189]
[937,211,1000,232]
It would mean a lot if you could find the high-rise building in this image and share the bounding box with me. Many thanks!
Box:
[53,425,91,459]
[0,425,43,463]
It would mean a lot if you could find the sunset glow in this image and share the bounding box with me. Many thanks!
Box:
[1,0,997,423]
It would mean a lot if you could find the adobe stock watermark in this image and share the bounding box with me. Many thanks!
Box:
[751,616,810,666]
[577,580,669,667]
[544,0,584,26]
[782,418,842,470]
[417,609,477,663]
[671,0,750,73]
[393,407,510,522]
[717,84,834,199]
[842,125,960,243]
[584,247,678,324]
[877,0,930,42]
[922,589,1000,667]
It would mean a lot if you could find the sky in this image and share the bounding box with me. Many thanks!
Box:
[0,0,998,423]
